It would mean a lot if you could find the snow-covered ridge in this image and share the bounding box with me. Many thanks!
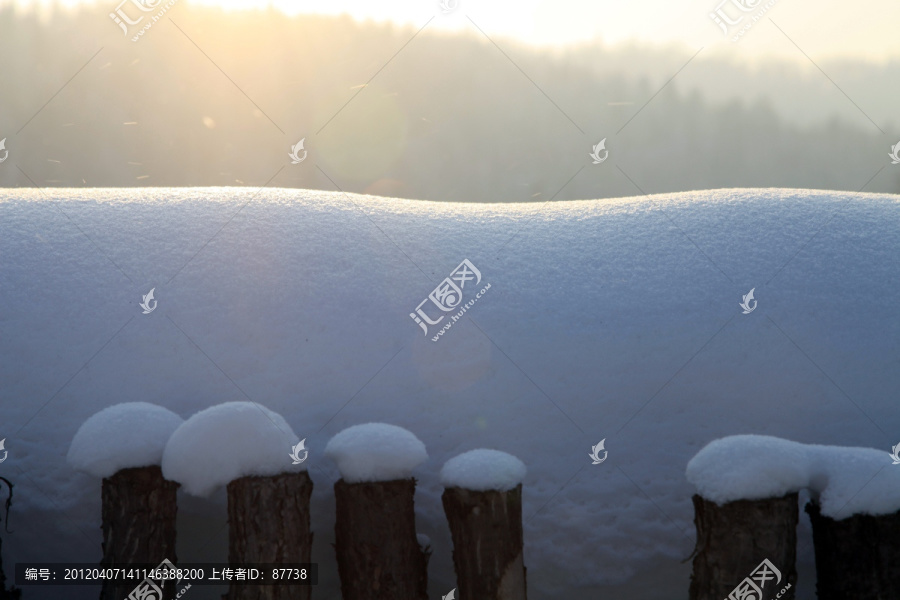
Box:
[4,187,899,600]
[686,435,900,518]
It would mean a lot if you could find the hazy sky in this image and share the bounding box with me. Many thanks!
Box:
[7,0,900,63]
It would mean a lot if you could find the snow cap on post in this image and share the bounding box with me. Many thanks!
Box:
[686,434,810,504]
[441,449,526,492]
[67,402,183,478]
[324,423,427,483]
[687,435,900,518]
[162,401,304,497]
[804,444,900,518]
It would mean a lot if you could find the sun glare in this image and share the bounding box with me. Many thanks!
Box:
[6,0,900,62]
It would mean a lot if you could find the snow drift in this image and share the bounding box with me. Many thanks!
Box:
[2,187,899,600]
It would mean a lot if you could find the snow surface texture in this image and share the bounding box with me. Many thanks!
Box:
[323,422,427,483]
[66,402,183,478]
[162,401,304,497]
[687,435,900,518]
[3,188,899,600]
[441,449,526,491]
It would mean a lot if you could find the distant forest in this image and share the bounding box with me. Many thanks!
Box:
[0,2,898,201]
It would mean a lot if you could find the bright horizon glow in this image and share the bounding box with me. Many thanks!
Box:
[6,0,900,64]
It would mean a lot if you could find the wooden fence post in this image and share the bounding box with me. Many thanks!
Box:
[325,423,430,600]
[100,465,179,600]
[806,501,900,599]
[442,485,526,600]
[333,478,429,600]
[66,403,185,600]
[689,493,798,600]
[159,402,311,600]
[440,448,528,600]
[224,471,314,600]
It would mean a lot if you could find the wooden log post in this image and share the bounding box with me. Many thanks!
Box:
[100,465,179,600]
[442,484,527,600]
[333,478,429,600]
[67,403,185,600]
[224,471,314,600]
[805,501,900,599]
[325,422,430,600]
[160,403,313,600]
[689,493,798,600]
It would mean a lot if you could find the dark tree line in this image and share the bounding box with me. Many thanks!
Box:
[0,4,897,200]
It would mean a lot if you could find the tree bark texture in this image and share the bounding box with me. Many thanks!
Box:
[806,501,900,600]
[225,471,314,600]
[100,465,179,600]
[689,493,797,600]
[333,478,428,600]
[441,485,527,600]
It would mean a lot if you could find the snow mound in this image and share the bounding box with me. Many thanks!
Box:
[161,401,303,497]
[807,444,900,518]
[6,187,900,598]
[441,449,527,492]
[686,435,810,503]
[687,435,900,518]
[67,402,183,478]
[324,423,427,483]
